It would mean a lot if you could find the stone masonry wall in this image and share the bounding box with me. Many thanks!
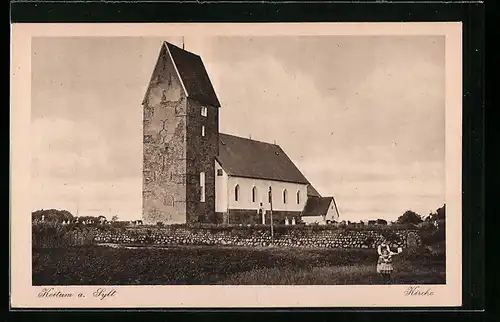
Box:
[226,209,302,225]
[143,44,188,224]
[185,99,219,224]
[92,226,422,249]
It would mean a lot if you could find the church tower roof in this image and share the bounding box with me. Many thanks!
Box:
[142,41,221,107]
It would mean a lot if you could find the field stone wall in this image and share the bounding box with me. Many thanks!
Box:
[92,227,421,249]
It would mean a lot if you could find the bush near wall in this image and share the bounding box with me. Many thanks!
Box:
[32,222,95,247]
[419,221,445,246]
[32,221,130,248]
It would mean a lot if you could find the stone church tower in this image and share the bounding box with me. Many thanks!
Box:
[142,42,220,224]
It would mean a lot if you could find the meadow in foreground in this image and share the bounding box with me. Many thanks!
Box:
[32,245,445,285]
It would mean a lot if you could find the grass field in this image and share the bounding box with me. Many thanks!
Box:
[32,245,446,285]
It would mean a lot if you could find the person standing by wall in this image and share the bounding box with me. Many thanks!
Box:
[377,238,402,284]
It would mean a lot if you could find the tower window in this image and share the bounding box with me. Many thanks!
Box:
[235,184,240,202]
[200,172,205,202]
[202,125,205,137]
[217,169,223,176]
[201,106,208,117]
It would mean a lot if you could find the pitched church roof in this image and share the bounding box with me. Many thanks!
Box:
[307,185,322,197]
[217,133,309,184]
[301,196,335,217]
[142,41,221,107]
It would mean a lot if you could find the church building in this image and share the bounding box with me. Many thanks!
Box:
[142,41,340,225]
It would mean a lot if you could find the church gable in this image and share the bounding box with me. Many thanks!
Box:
[143,42,221,108]
[301,196,340,221]
[142,42,185,107]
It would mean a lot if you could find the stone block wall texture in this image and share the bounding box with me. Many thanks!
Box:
[91,226,422,249]
[225,209,301,225]
[142,45,220,225]
[143,44,189,224]
[185,98,219,224]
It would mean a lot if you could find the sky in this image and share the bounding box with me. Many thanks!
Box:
[31,36,445,222]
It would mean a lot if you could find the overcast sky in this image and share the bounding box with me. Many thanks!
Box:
[31,36,445,222]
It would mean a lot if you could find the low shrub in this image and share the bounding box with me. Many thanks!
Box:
[32,222,69,238]
[380,231,402,243]
[364,236,375,248]
[420,225,445,246]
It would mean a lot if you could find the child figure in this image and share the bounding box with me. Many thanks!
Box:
[377,239,402,284]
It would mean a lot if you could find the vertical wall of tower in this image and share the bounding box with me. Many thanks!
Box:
[142,45,188,224]
[185,99,219,224]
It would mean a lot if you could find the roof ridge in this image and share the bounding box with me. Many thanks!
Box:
[219,133,279,146]
[164,41,202,59]
[310,196,333,199]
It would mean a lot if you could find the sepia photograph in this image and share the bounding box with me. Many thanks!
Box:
[11,22,462,308]
[31,35,446,286]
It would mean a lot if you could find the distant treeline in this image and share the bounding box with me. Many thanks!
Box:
[32,209,74,222]
[337,204,445,227]
[31,209,137,225]
[32,204,445,228]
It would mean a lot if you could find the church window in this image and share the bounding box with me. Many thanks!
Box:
[217,169,223,176]
[297,191,301,204]
[268,187,272,204]
[252,186,257,203]
[200,172,205,202]
[202,125,206,137]
[235,185,240,202]
[283,189,288,204]
[201,106,208,117]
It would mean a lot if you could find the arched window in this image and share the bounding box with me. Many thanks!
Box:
[268,186,272,204]
[283,189,288,204]
[252,186,257,203]
[234,184,240,202]
[297,190,301,204]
